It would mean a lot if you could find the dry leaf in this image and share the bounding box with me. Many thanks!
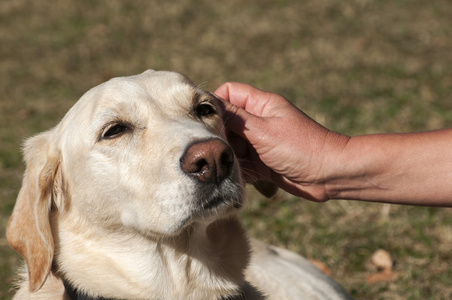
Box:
[310,259,332,276]
[371,249,393,271]
[367,249,400,284]
[366,269,401,284]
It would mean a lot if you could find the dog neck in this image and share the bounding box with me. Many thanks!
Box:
[55,215,250,299]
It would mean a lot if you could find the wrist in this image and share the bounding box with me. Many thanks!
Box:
[320,132,352,200]
[323,134,395,201]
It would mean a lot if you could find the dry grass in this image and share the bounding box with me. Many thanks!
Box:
[1,0,452,298]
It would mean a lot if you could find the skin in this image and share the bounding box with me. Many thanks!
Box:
[215,82,452,207]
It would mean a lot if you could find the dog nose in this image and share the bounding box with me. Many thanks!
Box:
[180,138,234,184]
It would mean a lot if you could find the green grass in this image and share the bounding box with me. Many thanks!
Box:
[1,0,452,298]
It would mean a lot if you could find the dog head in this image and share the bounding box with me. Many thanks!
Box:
[7,70,249,292]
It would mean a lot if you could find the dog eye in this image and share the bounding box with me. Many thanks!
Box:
[102,123,129,139]
[195,103,216,117]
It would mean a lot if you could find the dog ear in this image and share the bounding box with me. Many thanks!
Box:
[253,180,278,198]
[6,131,60,292]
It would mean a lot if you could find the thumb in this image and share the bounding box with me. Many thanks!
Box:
[214,82,278,116]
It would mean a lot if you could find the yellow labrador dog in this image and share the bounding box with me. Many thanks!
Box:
[7,70,352,300]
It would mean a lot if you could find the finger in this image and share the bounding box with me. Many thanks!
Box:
[270,173,328,202]
[214,82,279,117]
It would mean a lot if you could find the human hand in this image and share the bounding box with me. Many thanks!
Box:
[215,82,349,201]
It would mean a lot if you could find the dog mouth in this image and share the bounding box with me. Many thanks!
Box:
[197,181,244,212]
[167,180,244,232]
[202,195,242,210]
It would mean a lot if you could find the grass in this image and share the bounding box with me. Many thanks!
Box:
[1,0,452,298]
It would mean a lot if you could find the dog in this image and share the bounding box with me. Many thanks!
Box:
[7,70,352,299]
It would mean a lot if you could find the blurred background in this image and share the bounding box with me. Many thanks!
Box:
[1,0,452,299]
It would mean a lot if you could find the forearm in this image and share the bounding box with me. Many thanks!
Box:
[325,129,452,206]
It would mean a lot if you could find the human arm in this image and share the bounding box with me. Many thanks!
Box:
[329,130,452,206]
[215,82,452,206]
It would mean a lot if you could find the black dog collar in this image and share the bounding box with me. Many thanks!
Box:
[63,281,112,300]
[63,280,246,300]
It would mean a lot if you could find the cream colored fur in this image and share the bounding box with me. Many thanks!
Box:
[7,70,352,300]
